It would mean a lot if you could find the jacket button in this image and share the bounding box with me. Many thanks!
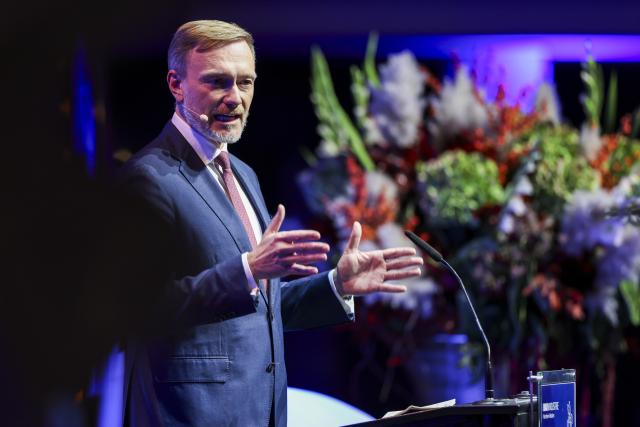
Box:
[266,363,274,373]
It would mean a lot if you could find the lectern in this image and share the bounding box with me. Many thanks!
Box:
[345,369,577,427]
[345,396,536,427]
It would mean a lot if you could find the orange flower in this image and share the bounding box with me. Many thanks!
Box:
[328,157,398,242]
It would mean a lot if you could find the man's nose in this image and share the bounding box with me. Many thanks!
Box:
[223,85,241,109]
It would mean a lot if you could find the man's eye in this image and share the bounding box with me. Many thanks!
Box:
[239,79,254,87]
[204,78,227,88]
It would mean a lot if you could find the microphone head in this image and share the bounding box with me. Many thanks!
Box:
[404,230,443,262]
[199,114,209,123]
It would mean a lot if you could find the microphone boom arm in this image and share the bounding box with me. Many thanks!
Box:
[404,231,495,401]
[440,258,494,400]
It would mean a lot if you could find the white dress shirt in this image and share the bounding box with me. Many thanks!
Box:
[171,113,354,313]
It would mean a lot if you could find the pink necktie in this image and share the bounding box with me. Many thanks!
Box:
[215,151,258,250]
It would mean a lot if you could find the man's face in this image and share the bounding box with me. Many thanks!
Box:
[169,40,256,144]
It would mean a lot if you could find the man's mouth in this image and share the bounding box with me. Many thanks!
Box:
[214,114,241,123]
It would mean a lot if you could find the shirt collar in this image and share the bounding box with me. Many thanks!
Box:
[171,112,227,165]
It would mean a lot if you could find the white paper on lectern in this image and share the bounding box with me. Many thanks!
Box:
[382,398,456,418]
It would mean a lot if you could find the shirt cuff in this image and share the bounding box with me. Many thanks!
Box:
[328,268,355,315]
[241,252,260,295]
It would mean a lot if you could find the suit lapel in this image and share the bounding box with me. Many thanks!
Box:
[160,122,273,306]
[159,123,252,254]
[179,160,254,254]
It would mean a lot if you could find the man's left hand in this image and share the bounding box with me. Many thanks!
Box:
[333,222,423,296]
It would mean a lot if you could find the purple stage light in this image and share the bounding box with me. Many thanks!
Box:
[376,34,640,106]
[292,34,640,108]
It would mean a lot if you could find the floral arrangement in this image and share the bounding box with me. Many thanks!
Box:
[298,36,640,420]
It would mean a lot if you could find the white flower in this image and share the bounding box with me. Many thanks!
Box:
[317,139,341,157]
[579,123,602,162]
[357,222,411,252]
[497,214,515,234]
[534,82,561,125]
[429,65,488,146]
[365,171,398,204]
[367,51,427,148]
[513,176,534,196]
[562,175,640,325]
[362,117,383,144]
[561,189,626,255]
[506,195,527,216]
[615,171,640,195]
[376,222,412,248]
[498,195,528,235]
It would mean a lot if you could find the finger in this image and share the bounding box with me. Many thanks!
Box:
[288,264,319,276]
[385,257,424,271]
[345,221,362,251]
[279,253,328,264]
[277,242,330,255]
[264,204,285,235]
[376,283,408,293]
[381,247,417,260]
[384,268,422,281]
[277,229,322,242]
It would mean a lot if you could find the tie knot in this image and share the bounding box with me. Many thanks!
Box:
[215,151,231,171]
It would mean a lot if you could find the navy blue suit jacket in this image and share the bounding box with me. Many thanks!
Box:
[119,122,352,427]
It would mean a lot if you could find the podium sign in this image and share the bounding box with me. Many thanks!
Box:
[537,369,576,427]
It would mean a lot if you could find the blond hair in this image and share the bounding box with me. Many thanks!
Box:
[168,20,255,77]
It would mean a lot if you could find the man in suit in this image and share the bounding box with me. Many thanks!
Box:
[120,20,423,427]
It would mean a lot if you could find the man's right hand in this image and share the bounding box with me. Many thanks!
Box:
[247,204,329,280]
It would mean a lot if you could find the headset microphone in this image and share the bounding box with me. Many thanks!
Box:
[182,104,209,124]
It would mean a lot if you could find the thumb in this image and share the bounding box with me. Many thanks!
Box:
[345,221,362,251]
[264,204,285,235]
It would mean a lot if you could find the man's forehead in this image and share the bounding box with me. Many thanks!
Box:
[184,42,255,75]
[192,41,253,60]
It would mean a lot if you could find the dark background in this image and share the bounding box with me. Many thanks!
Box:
[2,0,640,425]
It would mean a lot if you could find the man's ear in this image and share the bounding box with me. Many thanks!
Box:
[167,70,184,102]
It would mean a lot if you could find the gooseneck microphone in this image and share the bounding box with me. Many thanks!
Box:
[404,230,497,402]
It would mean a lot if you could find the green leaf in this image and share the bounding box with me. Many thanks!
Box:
[350,65,370,134]
[604,70,618,133]
[620,280,640,326]
[309,47,375,171]
[580,57,605,126]
[364,32,380,87]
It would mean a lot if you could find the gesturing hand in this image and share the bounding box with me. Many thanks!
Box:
[247,204,330,280]
[334,222,423,296]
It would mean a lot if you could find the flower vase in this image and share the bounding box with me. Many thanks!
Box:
[403,334,485,405]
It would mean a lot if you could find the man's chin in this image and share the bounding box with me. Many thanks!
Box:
[211,122,246,144]
[208,129,242,145]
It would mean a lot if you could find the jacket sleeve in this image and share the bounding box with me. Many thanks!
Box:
[279,272,354,332]
[108,164,256,333]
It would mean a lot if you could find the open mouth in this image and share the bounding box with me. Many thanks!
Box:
[214,114,241,123]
